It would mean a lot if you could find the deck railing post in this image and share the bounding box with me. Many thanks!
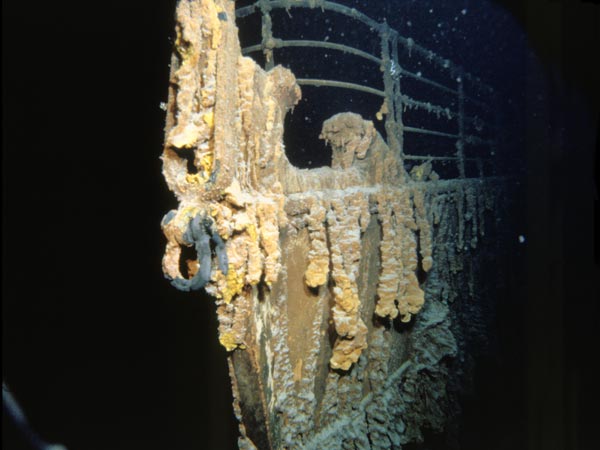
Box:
[259,0,275,70]
[456,72,466,178]
[380,21,402,164]
[391,32,405,159]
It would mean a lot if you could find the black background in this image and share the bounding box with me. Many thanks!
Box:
[2,1,598,450]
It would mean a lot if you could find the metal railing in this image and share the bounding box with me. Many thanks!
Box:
[235,0,498,179]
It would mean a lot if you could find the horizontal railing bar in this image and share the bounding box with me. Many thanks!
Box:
[401,95,455,120]
[272,39,382,64]
[242,40,382,66]
[403,126,458,139]
[242,44,265,54]
[402,95,492,131]
[397,36,494,94]
[403,155,487,161]
[297,78,386,97]
[399,69,458,95]
[404,126,491,146]
[236,0,381,30]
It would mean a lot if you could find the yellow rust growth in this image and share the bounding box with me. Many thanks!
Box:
[413,189,433,273]
[220,264,245,304]
[304,202,329,288]
[374,193,403,319]
[376,98,389,121]
[219,331,239,352]
[326,194,369,370]
[185,173,202,185]
[203,111,214,128]
[399,272,425,322]
[373,188,428,322]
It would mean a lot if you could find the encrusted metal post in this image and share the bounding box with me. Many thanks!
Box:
[456,72,466,178]
[380,21,402,165]
[390,32,405,158]
[259,0,275,70]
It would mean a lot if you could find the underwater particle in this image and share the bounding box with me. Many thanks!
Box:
[518,235,526,243]
[462,9,468,15]
[159,102,167,111]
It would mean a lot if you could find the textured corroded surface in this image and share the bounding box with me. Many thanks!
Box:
[160,1,508,448]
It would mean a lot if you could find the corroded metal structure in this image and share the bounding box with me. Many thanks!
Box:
[160,1,510,448]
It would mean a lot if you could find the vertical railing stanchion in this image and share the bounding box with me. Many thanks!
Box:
[380,21,402,176]
[391,32,404,159]
[456,72,466,178]
[259,0,275,70]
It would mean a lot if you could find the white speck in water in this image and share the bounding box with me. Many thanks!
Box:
[437,23,442,28]
[407,20,412,27]
[324,36,329,41]
[518,235,526,244]
[159,102,167,111]
[416,71,422,77]
[429,8,433,13]
[462,9,468,15]
[456,76,462,83]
